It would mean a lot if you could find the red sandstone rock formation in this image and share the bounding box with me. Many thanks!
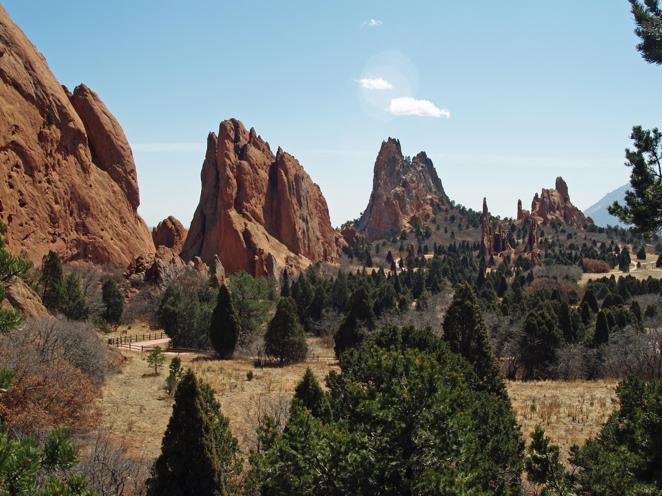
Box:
[125,246,186,288]
[517,199,530,221]
[181,119,337,276]
[152,216,187,252]
[4,279,48,317]
[480,198,512,257]
[480,198,493,257]
[357,139,448,241]
[208,255,227,288]
[529,177,591,227]
[525,221,540,252]
[0,6,154,266]
[69,84,140,209]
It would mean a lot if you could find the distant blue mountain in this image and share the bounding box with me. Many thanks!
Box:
[584,184,630,228]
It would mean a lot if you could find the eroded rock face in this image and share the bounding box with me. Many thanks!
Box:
[529,177,591,227]
[4,279,47,318]
[517,199,530,221]
[0,6,154,266]
[181,119,337,276]
[69,84,140,209]
[480,198,493,257]
[152,216,187,252]
[357,139,448,241]
[480,198,512,257]
[125,246,186,288]
[526,221,540,252]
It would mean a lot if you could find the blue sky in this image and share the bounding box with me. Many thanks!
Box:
[4,1,662,227]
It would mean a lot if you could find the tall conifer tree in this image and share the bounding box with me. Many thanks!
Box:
[334,287,376,357]
[147,371,240,495]
[442,283,506,396]
[209,285,240,359]
[265,297,308,364]
[41,250,64,311]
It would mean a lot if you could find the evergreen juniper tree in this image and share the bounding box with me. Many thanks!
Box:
[61,273,89,321]
[571,376,662,493]
[40,250,65,312]
[518,309,562,380]
[630,300,643,323]
[525,426,569,494]
[281,269,290,297]
[101,278,124,324]
[594,311,610,346]
[291,274,313,323]
[0,224,29,334]
[147,371,240,496]
[250,326,524,495]
[228,271,273,347]
[209,285,240,359]
[293,367,328,418]
[442,283,506,396]
[581,288,599,313]
[618,247,631,272]
[265,297,308,364]
[309,284,326,322]
[334,286,376,357]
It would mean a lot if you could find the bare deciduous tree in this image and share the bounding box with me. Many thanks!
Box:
[77,430,150,496]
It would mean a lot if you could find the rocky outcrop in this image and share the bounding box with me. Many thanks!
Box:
[357,139,448,241]
[525,221,539,252]
[528,177,591,227]
[208,255,226,288]
[0,6,154,266]
[152,216,187,252]
[517,199,530,221]
[480,198,493,257]
[480,198,512,257]
[68,84,140,209]
[4,279,47,317]
[181,119,337,276]
[125,246,186,288]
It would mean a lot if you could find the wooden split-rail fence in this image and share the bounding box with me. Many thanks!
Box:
[108,332,338,364]
[108,331,168,349]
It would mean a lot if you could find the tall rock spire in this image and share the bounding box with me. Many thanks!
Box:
[480,198,493,258]
[356,138,448,241]
[182,119,337,276]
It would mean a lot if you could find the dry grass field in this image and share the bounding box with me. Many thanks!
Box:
[508,379,617,462]
[98,336,619,464]
[579,252,662,285]
[98,337,338,459]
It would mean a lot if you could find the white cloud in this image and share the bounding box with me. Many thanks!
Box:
[356,77,393,90]
[361,18,382,28]
[131,142,206,153]
[387,97,450,118]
